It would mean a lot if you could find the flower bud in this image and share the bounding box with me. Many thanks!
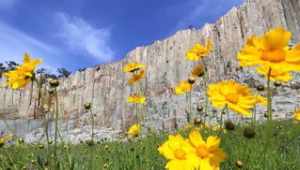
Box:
[243,127,256,139]
[84,103,92,110]
[274,81,282,87]
[196,106,203,112]
[224,120,235,131]
[256,85,265,91]
[193,117,202,126]
[49,79,59,88]
[188,76,196,84]
[235,160,243,168]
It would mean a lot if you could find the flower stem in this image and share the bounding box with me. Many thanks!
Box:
[204,71,209,125]
[203,62,208,115]
[185,92,191,123]
[90,109,95,143]
[189,91,192,122]
[218,107,225,136]
[54,88,59,165]
[252,105,257,127]
[220,105,227,128]
[267,68,272,121]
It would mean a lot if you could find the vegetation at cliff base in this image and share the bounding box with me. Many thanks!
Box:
[0,120,300,170]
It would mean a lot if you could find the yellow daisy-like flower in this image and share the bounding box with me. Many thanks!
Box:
[186,39,213,61]
[293,109,300,121]
[123,62,145,73]
[4,53,41,89]
[174,80,192,95]
[207,80,266,117]
[188,130,226,170]
[127,124,141,137]
[237,27,300,81]
[0,133,13,147]
[127,95,146,104]
[158,134,200,170]
[128,69,145,85]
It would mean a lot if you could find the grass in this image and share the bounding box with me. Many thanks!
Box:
[0,120,300,170]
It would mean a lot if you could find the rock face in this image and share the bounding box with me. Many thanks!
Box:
[1,0,300,134]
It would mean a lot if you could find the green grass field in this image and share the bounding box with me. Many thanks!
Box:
[0,120,300,170]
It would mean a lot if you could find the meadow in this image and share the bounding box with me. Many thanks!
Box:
[0,120,300,170]
[1,27,300,170]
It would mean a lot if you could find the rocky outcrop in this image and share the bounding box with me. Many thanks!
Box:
[1,0,300,134]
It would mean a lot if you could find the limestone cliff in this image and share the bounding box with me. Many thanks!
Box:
[1,0,300,132]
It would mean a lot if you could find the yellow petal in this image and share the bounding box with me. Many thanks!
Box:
[186,52,200,61]
[207,136,220,148]
[293,109,300,121]
[227,103,252,117]
[188,130,205,147]
[263,27,291,49]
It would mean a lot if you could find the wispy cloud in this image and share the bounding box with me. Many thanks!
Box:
[55,12,115,63]
[0,0,18,10]
[0,21,61,72]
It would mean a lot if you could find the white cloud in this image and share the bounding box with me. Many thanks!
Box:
[0,21,61,72]
[0,0,17,10]
[55,12,115,63]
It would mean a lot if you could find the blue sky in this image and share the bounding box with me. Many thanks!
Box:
[0,0,243,73]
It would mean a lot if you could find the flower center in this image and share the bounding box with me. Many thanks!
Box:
[174,149,186,160]
[225,93,239,104]
[196,145,210,159]
[261,49,285,63]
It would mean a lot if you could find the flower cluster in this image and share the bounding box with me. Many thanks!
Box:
[174,40,211,95]
[123,62,147,138]
[123,62,146,104]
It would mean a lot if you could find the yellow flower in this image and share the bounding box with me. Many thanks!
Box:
[174,80,192,95]
[0,133,13,147]
[188,130,226,170]
[123,62,145,73]
[127,124,141,137]
[127,95,146,104]
[158,134,200,170]
[237,27,300,80]
[293,109,300,121]
[186,39,213,61]
[4,53,41,89]
[128,69,145,85]
[207,80,266,117]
